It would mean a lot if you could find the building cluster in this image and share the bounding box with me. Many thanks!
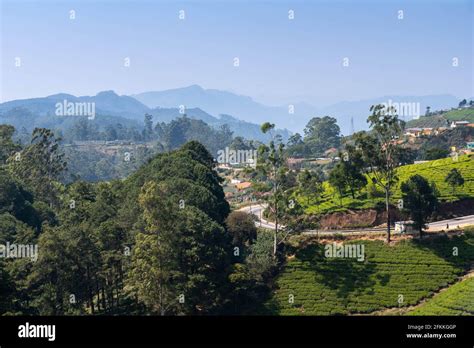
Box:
[405,120,474,138]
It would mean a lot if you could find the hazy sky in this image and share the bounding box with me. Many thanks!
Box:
[1,0,473,105]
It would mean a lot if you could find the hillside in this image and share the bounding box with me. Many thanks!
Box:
[132,85,310,132]
[406,108,474,128]
[0,91,290,143]
[265,233,474,315]
[0,91,150,120]
[304,155,474,215]
[394,155,474,200]
[405,115,449,128]
[407,276,474,315]
[441,108,474,122]
[133,86,459,134]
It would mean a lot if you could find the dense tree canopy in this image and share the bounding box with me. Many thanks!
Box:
[0,124,261,316]
[304,116,341,156]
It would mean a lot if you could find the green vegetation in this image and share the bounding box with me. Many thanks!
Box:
[445,168,465,196]
[407,115,448,129]
[401,175,439,237]
[0,124,273,315]
[407,108,474,128]
[265,234,474,315]
[442,108,474,122]
[303,116,341,157]
[408,277,474,315]
[303,155,474,215]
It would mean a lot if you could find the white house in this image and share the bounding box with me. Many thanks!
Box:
[394,221,417,234]
[451,120,470,128]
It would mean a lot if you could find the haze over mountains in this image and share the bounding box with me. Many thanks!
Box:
[0,89,291,142]
[0,85,464,141]
[134,85,461,134]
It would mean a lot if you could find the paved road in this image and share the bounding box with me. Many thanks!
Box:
[239,204,275,229]
[239,204,474,235]
[426,214,474,231]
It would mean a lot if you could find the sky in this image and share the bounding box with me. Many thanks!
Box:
[1,0,473,106]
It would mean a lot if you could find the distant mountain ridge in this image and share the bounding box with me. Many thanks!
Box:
[133,85,462,135]
[0,91,150,120]
[0,87,464,139]
[0,90,290,142]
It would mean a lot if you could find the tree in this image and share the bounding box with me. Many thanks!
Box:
[328,163,346,206]
[445,168,464,195]
[423,147,450,160]
[297,169,323,205]
[0,169,39,228]
[459,99,467,108]
[245,230,277,281]
[143,113,154,141]
[0,259,16,314]
[28,222,98,315]
[327,145,367,203]
[303,116,341,156]
[354,105,405,242]
[0,125,21,166]
[401,175,438,238]
[230,136,251,151]
[339,145,367,198]
[287,133,303,147]
[104,125,118,141]
[8,128,67,207]
[159,117,233,155]
[227,230,277,314]
[225,211,257,254]
[126,181,232,315]
[257,122,290,257]
[286,132,308,157]
[425,106,431,116]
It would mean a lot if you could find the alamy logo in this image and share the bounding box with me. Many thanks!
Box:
[217,147,258,167]
[55,99,96,120]
[0,242,38,262]
[18,322,56,341]
[324,243,365,262]
[381,99,420,119]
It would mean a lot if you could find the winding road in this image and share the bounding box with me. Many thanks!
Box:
[239,204,474,235]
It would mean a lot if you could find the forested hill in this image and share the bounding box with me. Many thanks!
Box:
[121,141,230,227]
[0,133,268,315]
[0,91,290,143]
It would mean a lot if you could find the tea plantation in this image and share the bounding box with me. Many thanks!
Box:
[407,277,474,316]
[304,154,474,215]
[393,155,474,201]
[406,108,474,127]
[265,233,474,315]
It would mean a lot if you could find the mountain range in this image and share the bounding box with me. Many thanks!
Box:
[133,86,462,135]
[0,90,291,142]
[0,85,465,141]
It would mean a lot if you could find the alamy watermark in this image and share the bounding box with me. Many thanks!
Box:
[0,242,38,262]
[217,147,258,167]
[55,99,96,120]
[324,242,365,262]
[381,99,420,120]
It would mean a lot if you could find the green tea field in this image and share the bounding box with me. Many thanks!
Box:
[407,276,474,316]
[265,233,474,315]
[303,154,474,215]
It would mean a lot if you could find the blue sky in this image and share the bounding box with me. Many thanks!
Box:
[1,0,472,105]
